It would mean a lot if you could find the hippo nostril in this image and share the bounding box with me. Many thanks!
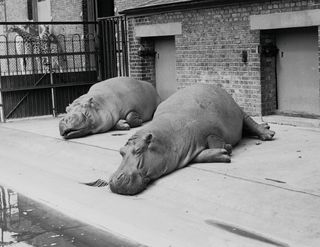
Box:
[116,173,124,181]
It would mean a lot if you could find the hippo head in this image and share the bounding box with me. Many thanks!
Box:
[59,96,110,139]
[109,132,167,195]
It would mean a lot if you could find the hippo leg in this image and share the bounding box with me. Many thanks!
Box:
[192,149,231,163]
[192,135,232,163]
[114,119,130,130]
[126,111,143,127]
[207,135,233,154]
[242,114,275,140]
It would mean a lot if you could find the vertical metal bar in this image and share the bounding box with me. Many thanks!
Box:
[109,19,116,78]
[49,61,56,117]
[71,35,76,71]
[115,19,122,76]
[123,16,129,76]
[120,17,126,76]
[87,35,92,71]
[95,21,102,81]
[30,39,36,75]
[62,34,69,82]
[119,18,124,75]
[101,20,107,79]
[5,36,10,76]
[0,72,5,122]
[79,34,83,71]
[101,20,106,79]
[105,20,111,78]
[14,38,19,75]
[63,34,67,72]
[112,19,117,77]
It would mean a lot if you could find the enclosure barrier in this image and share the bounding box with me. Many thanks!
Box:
[0,17,128,121]
[98,15,129,80]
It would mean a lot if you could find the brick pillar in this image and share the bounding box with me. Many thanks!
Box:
[127,18,156,85]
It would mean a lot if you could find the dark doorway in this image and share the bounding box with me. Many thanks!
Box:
[96,0,114,18]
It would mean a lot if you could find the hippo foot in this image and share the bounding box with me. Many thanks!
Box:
[126,111,143,128]
[259,122,270,130]
[192,148,231,163]
[223,144,233,155]
[114,120,130,130]
[243,115,275,140]
[259,128,275,141]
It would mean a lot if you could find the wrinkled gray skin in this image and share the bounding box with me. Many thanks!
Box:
[59,77,160,139]
[109,84,275,195]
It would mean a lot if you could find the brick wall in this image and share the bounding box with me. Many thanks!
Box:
[51,0,83,22]
[0,1,4,34]
[6,0,28,22]
[0,0,85,35]
[51,0,84,36]
[122,0,320,116]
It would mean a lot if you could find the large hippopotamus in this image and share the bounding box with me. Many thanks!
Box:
[59,77,160,139]
[109,84,275,195]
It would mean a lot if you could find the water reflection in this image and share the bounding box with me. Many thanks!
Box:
[0,186,137,247]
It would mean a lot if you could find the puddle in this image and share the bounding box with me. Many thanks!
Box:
[0,186,137,247]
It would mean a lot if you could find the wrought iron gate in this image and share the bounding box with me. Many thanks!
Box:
[0,17,128,122]
[98,15,129,80]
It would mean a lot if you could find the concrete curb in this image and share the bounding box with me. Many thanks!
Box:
[258,115,320,129]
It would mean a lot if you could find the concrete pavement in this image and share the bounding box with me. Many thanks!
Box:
[0,116,319,246]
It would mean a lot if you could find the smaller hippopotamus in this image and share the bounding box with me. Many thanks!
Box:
[109,84,275,195]
[59,77,160,139]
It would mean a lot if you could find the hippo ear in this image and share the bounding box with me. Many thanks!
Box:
[66,104,71,112]
[143,133,153,146]
[88,97,94,108]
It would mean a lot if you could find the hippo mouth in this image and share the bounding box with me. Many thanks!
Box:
[60,127,88,139]
[109,172,151,195]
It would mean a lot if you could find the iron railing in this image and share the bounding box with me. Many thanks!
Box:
[98,15,129,80]
[0,18,128,122]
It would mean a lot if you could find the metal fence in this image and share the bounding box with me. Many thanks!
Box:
[0,17,128,121]
[98,15,129,80]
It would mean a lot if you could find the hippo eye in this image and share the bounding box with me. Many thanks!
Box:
[120,147,126,157]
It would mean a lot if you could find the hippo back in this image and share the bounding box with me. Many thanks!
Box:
[89,77,160,121]
[153,84,244,145]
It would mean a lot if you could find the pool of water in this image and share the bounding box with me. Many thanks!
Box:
[0,186,138,247]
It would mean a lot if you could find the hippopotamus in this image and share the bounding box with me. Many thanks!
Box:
[109,84,275,195]
[59,77,160,139]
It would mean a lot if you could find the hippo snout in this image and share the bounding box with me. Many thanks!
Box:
[109,172,150,195]
[59,118,68,136]
[59,113,89,139]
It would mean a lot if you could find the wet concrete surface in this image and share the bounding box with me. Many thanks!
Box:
[1,117,320,246]
[0,186,138,247]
